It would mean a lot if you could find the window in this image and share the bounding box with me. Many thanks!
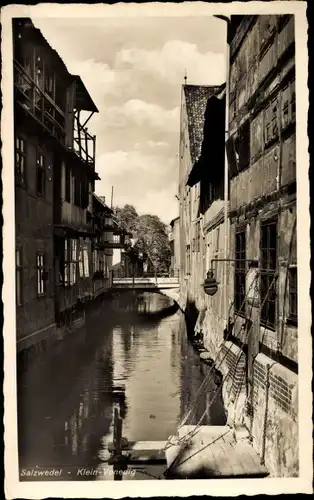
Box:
[271,99,279,139]
[35,55,43,87]
[36,149,45,195]
[186,245,191,275]
[281,85,290,129]
[288,266,298,325]
[226,136,239,178]
[237,120,250,171]
[79,247,84,278]
[264,97,279,147]
[44,68,54,98]
[235,229,246,313]
[104,231,112,243]
[113,234,120,245]
[83,247,89,277]
[260,220,277,328]
[36,252,46,296]
[16,248,23,306]
[64,239,78,286]
[15,137,26,185]
[281,79,296,130]
[226,121,250,178]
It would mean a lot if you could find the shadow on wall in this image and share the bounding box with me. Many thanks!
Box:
[185,299,200,339]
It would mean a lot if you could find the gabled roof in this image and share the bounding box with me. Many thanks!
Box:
[183,84,222,165]
[14,18,98,113]
[73,76,98,113]
[187,85,226,189]
[93,193,113,213]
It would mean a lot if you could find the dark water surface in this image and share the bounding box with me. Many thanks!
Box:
[17,292,226,481]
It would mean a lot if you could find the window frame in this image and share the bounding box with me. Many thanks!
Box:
[234,228,246,314]
[36,251,46,297]
[16,247,23,306]
[186,245,191,276]
[15,136,27,186]
[36,147,46,196]
[64,239,78,287]
[260,219,277,330]
[287,265,298,326]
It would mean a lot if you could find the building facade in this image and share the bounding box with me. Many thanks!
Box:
[178,84,224,321]
[225,14,297,477]
[92,194,117,298]
[177,15,298,477]
[14,18,99,355]
[169,216,180,278]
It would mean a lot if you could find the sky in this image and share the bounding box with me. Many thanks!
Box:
[31,12,227,223]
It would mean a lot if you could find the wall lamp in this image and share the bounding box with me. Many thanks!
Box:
[203,258,259,296]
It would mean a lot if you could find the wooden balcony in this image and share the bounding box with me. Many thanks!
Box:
[60,201,93,234]
[95,239,125,250]
[14,60,96,168]
[14,59,66,145]
[72,110,96,168]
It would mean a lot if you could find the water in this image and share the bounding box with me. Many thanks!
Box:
[17,292,226,480]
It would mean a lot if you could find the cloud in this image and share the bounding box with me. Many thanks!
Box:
[98,100,179,132]
[30,17,225,222]
[116,40,226,85]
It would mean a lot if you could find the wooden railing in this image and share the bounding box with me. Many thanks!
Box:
[14,59,66,144]
[73,112,96,167]
[61,202,92,232]
[112,269,180,280]
[14,60,96,167]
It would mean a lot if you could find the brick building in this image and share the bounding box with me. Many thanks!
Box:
[14,18,99,354]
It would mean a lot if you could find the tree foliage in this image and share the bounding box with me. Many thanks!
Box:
[113,205,171,273]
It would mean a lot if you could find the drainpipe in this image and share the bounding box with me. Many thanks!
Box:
[215,15,231,322]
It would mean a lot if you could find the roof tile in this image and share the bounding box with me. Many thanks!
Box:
[183,84,222,165]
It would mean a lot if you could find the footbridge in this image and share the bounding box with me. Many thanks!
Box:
[112,273,181,304]
[112,276,180,291]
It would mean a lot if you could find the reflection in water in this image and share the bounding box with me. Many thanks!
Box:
[17,292,226,481]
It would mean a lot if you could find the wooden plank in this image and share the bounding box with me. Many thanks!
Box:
[127,449,167,465]
[233,442,268,476]
[205,444,222,477]
[220,442,247,476]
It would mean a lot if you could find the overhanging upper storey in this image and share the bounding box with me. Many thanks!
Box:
[13,17,99,171]
[70,76,98,170]
[73,76,98,114]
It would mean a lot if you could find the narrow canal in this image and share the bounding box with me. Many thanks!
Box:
[17,292,226,481]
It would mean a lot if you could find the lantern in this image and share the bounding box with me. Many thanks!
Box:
[203,269,219,296]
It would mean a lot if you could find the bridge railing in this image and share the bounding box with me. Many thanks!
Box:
[112,269,179,280]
